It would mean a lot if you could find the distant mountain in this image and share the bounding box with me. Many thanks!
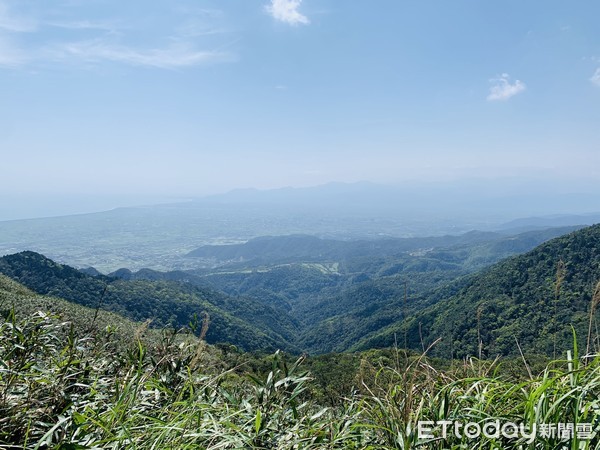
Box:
[0,252,299,352]
[2,181,600,272]
[199,181,600,220]
[353,224,600,358]
[186,232,502,265]
[187,227,581,274]
[187,226,582,354]
[0,223,589,357]
[199,182,404,210]
[79,266,103,277]
[498,213,600,232]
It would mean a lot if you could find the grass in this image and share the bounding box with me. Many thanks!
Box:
[586,282,600,358]
[1,306,600,449]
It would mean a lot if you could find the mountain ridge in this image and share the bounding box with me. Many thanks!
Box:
[353,224,600,357]
[0,251,299,352]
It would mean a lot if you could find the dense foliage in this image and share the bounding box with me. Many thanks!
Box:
[0,253,299,352]
[192,227,581,353]
[1,296,600,449]
[186,229,579,269]
[357,224,600,358]
[0,225,595,357]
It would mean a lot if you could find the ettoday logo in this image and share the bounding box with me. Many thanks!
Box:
[417,421,594,442]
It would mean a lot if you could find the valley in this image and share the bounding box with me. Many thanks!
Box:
[2,220,600,449]
[1,223,596,357]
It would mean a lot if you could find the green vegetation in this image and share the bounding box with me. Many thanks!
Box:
[356,224,600,358]
[192,226,582,354]
[188,228,580,275]
[0,252,299,352]
[1,224,597,357]
[0,274,151,348]
[1,291,600,448]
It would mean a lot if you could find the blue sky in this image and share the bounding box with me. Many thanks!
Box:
[1,0,600,199]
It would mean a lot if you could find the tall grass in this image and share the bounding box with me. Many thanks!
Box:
[1,308,599,449]
[586,282,600,358]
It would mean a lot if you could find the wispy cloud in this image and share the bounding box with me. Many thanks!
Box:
[0,1,36,32]
[265,0,309,26]
[0,1,30,67]
[46,39,233,69]
[0,1,235,71]
[487,73,526,101]
[590,68,600,87]
[47,20,120,33]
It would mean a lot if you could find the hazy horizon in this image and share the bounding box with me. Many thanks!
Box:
[2,176,600,222]
[1,0,599,208]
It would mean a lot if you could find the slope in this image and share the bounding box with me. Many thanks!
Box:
[353,224,600,358]
[0,273,147,346]
[0,252,299,352]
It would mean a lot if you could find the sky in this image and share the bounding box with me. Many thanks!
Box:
[1,0,600,205]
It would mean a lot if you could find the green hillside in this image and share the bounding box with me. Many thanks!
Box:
[282,227,582,353]
[3,233,600,448]
[0,273,150,347]
[2,273,600,449]
[355,224,600,358]
[187,229,582,273]
[186,232,501,263]
[0,224,591,357]
[0,252,299,352]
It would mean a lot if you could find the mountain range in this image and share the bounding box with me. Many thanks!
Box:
[2,223,599,357]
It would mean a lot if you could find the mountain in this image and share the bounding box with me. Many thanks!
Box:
[187,227,582,274]
[353,224,600,358]
[187,226,582,353]
[3,181,599,273]
[0,223,590,357]
[185,232,501,265]
[200,181,600,220]
[0,273,146,346]
[0,252,299,352]
[498,213,600,232]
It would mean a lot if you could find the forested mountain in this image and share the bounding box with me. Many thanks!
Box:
[5,268,600,450]
[0,273,147,346]
[187,227,581,274]
[189,228,577,265]
[188,226,582,353]
[186,232,500,264]
[355,224,600,358]
[0,252,299,352]
[0,224,595,357]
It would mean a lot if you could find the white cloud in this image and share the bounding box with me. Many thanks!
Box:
[265,0,309,25]
[487,73,526,101]
[0,1,236,71]
[46,39,233,69]
[47,20,119,33]
[590,68,600,87]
